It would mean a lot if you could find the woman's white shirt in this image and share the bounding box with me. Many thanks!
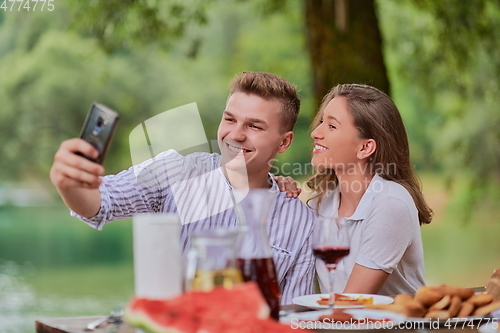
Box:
[313,174,425,295]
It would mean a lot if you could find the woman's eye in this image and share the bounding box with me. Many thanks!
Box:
[225,118,235,122]
[329,124,336,129]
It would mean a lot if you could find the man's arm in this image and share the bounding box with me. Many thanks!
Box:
[50,138,104,218]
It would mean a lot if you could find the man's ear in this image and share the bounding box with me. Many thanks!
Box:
[356,138,376,160]
[277,131,294,153]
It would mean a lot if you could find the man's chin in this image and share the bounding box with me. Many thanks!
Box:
[220,155,248,173]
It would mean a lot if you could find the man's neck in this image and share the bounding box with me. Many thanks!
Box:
[222,167,271,190]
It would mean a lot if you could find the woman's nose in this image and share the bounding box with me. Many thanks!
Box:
[311,124,323,139]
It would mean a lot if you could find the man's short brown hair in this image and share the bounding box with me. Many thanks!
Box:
[229,71,300,133]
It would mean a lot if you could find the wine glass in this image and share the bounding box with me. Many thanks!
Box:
[312,216,351,308]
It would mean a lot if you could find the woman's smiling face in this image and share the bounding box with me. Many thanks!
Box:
[311,96,366,172]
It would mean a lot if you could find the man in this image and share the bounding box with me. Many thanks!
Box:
[50,71,315,303]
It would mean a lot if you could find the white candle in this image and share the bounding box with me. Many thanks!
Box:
[133,213,182,299]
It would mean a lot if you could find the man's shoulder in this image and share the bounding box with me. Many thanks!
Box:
[152,150,220,168]
[273,193,316,218]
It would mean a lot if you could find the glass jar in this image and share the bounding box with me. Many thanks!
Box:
[234,189,281,320]
[185,229,243,291]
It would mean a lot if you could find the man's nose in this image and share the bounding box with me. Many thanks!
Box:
[227,124,246,141]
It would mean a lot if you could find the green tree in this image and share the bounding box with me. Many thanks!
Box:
[378,0,500,214]
[69,0,390,108]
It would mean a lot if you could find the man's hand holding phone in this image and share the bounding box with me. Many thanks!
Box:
[50,102,119,218]
[50,138,104,190]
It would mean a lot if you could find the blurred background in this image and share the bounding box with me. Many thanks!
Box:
[1,0,500,331]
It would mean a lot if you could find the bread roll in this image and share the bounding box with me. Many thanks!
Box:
[425,310,450,319]
[457,302,475,317]
[466,293,493,307]
[429,295,451,311]
[473,300,500,316]
[432,285,475,300]
[448,296,462,317]
[415,287,445,307]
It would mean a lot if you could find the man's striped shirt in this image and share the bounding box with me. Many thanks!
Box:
[72,150,316,304]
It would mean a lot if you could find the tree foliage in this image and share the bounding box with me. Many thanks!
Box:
[378,0,500,214]
[1,0,500,218]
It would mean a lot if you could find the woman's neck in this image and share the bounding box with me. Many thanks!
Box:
[337,168,374,218]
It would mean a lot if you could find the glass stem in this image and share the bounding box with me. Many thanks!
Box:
[328,266,336,308]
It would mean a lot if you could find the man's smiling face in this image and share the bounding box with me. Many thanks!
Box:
[217,92,290,176]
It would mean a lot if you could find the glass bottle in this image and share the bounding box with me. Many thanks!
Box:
[234,189,281,320]
[185,229,243,291]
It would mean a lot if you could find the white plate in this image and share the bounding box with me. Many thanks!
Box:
[281,309,406,330]
[292,293,394,310]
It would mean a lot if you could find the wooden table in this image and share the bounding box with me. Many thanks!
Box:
[35,303,496,333]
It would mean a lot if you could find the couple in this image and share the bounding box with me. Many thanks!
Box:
[50,71,432,304]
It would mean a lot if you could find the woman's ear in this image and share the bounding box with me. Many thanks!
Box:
[357,139,376,160]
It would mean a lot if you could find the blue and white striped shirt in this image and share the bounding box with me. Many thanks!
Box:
[73,150,315,304]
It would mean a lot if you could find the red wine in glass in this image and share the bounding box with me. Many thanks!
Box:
[313,216,351,308]
[237,257,281,320]
[313,246,350,269]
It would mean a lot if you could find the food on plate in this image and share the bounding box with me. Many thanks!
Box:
[124,282,310,333]
[365,284,500,319]
[394,294,413,304]
[457,302,475,317]
[467,293,494,307]
[473,300,500,316]
[414,287,444,307]
[428,294,451,311]
[317,294,374,306]
[448,295,462,317]
[366,300,426,318]
[425,310,451,320]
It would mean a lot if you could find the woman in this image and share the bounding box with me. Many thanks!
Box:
[307,83,432,296]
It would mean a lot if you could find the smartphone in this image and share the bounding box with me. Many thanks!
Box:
[78,102,120,164]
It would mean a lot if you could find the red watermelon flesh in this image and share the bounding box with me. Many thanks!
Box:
[124,282,271,333]
[125,296,199,333]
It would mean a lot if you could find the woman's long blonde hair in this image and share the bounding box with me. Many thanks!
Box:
[307,84,433,225]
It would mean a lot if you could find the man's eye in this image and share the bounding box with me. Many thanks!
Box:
[250,125,262,130]
[225,118,235,122]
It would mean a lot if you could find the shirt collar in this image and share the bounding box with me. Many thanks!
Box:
[347,174,386,221]
[216,162,278,192]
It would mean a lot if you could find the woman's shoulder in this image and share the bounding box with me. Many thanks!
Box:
[372,176,413,201]
[371,177,418,219]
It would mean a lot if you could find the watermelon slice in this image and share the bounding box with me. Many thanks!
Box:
[124,282,272,333]
[125,296,199,333]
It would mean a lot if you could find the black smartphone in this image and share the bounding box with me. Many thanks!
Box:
[78,102,120,164]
